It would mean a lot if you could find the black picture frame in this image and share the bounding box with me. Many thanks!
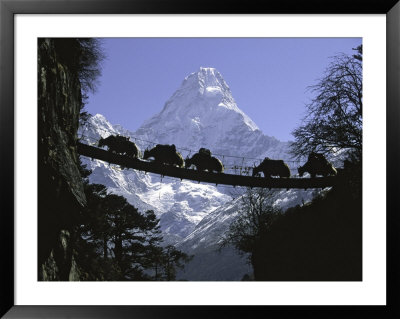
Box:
[1,0,399,318]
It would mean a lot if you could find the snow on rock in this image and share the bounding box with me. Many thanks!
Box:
[78,67,316,279]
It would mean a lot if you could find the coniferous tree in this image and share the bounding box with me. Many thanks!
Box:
[76,161,193,281]
[160,245,193,281]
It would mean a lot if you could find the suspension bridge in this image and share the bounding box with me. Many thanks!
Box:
[77,140,338,190]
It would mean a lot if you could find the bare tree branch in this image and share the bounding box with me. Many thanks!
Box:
[290,46,362,160]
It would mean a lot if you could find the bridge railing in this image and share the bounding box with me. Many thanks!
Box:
[77,125,306,177]
[77,142,337,189]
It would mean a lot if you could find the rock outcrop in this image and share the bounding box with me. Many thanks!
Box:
[38,39,86,280]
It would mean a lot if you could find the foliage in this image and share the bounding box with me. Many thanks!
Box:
[75,162,192,281]
[220,188,281,264]
[291,45,362,159]
[159,245,193,281]
[79,110,92,128]
[54,38,105,96]
[52,38,104,126]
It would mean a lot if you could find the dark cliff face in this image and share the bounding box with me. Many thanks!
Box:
[38,39,86,280]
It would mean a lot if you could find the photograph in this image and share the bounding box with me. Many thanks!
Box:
[2,1,399,317]
[38,37,363,282]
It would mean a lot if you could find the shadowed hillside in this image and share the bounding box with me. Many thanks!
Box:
[253,166,362,281]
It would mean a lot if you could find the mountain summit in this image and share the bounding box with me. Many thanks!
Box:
[135,67,262,152]
[167,66,257,128]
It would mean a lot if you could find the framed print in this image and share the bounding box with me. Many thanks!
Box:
[1,0,400,318]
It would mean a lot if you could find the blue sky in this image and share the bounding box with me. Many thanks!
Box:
[85,38,361,141]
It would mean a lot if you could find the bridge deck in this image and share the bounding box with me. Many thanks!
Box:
[77,142,337,189]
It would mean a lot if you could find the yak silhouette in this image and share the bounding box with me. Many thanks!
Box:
[252,157,291,178]
[98,135,140,158]
[185,148,224,173]
[143,144,184,167]
[298,152,337,178]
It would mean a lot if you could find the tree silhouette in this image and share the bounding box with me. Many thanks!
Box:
[291,45,362,160]
[160,245,193,281]
[53,38,105,95]
[220,188,281,270]
[53,38,105,124]
[76,161,192,280]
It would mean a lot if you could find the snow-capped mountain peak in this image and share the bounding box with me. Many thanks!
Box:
[181,67,230,93]
[90,113,117,136]
[135,67,268,153]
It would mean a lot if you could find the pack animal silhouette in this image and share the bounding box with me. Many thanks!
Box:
[298,152,337,178]
[98,135,140,158]
[143,144,184,167]
[185,148,224,173]
[252,158,291,178]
